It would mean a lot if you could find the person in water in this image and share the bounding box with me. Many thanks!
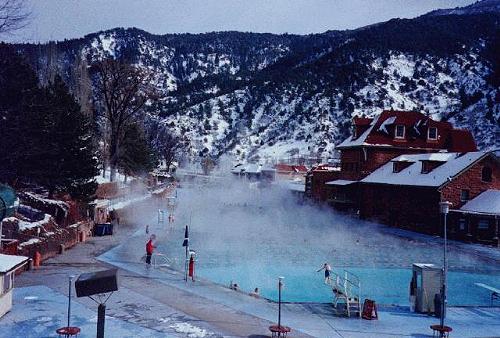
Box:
[250,287,260,298]
[317,262,332,284]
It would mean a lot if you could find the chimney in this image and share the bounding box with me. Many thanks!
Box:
[352,117,373,139]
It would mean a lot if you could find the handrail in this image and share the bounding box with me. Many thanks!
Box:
[152,253,176,268]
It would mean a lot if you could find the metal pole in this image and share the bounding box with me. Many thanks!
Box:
[278,279,281,329]
[185,245,188,282]
[97,303,106,338]
[278,276,284,334]
[440,212,448,335]
[67,275,74,328]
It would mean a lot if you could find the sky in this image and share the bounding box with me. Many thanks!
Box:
[5,0,477,43]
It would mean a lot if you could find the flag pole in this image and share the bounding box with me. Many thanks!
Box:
[185,242,188,282]
[183,224,189,282]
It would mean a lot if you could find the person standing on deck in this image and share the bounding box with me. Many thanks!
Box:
[146,234,157,265]
[317,262,332,284]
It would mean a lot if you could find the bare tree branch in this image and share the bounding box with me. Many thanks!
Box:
[0,0,30,35]
[92,58,159,181]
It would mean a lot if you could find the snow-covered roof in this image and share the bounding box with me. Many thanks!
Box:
[91,199,110,208]
[231,163,262,174]
[326,180,357,186]
[286,181,306,192]
[460,190,500,215]
[394,152,450,162]
[337,110,477,153]
[245,164,262,174]
[361,151,487,187]
[0,254,28,274]
[337,115,380,148]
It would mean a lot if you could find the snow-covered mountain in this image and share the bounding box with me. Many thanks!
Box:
[14,1,500,162]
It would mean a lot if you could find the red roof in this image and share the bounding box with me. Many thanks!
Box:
[353,117,373,126]
[275,164,308,173]
[446,129,477,152]
[339,110,477,152]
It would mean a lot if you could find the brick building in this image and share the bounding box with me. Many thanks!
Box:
[316,110,477,208]
[305,164,340,202]
[360,151,499,244]
[451,190,499,245]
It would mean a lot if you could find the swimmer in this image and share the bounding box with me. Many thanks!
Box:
[317,262,332,284]
[250,287,260,298]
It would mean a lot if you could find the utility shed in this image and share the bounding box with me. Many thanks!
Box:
[0,254,28,317]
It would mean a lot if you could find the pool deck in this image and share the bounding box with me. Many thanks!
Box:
[7,214,497,338]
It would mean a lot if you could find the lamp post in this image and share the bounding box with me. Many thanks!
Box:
[439,201,452,334]
[278,276,284,332]
[67,275,75,328]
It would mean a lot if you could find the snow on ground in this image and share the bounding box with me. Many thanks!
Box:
[18,238,41,247]
[18,213,52,231]
[1,286,176,338]
[169,322,212,338]
[110,194,150,210]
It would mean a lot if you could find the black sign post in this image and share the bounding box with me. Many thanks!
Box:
[75,269,118,338]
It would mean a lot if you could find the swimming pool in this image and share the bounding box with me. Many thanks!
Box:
[155,180,499,306]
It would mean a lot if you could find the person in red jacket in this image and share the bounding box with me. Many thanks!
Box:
[145,234,156,265]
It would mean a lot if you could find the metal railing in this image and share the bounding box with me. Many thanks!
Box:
[152,253,176,269]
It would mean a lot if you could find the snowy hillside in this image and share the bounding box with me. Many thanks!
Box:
[13,3,500,162]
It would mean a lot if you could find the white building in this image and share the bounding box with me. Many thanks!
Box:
[0,254,28,317]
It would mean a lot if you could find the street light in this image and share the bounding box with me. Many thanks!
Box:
[439,201,452,335]
[277,277,285,333]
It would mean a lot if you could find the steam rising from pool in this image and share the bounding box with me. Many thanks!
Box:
[116,161,499,305]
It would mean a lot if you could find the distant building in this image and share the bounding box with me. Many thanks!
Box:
[305,164,340,201]
[274,164,308,181]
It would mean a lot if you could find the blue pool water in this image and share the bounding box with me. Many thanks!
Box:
[154,182,499,306]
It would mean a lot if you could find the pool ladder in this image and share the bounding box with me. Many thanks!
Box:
[329,270,361,318]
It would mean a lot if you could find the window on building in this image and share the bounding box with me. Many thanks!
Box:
[421,161,430,174]
[458,218,467,231]
[482,166,492,182]
[395,125,405,139]
[428,127,438,140]
[478,219,489,230]
[460,189,470,202]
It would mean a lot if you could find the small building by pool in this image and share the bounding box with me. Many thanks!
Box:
[0,254,29,318]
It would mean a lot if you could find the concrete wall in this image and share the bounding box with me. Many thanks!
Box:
[0,284,13,318]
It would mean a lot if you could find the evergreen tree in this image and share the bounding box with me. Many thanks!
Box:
[42,76,99,199]
[0,48,98,200]
[118,123,156,177]
[0,44,42,185]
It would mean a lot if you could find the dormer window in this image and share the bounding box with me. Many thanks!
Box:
[393,161,413,173]
[428,127,438,140]
[395,125,405,139]
[421,161,431,174]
